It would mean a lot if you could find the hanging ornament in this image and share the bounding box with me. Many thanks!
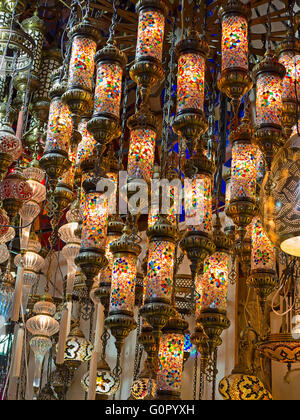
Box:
[0,123,22,180]
[14,7,46,97]
[218,0,252,123]
[156,312,188,400]
[254,49,285,169]
[31,49,62,126]
[14,232,45,311]
[226,109,257,242]
[181,147,216,280]
[127,104,158,189]
[172,30,209,153]
[277,30,300,139]
[62,14,101,144]
[26,294,59,398]
[63,324,93,375]
[105,220,141,380]
[0,167,33,220]
[39,69,72,185]
[87,37,127,152]
[247,216,277,312]
[130,0,168,103]
[75,183,109,292]
[192,217,231,377]
[219,373,272,400]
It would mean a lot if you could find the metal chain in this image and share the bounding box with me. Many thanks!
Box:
[161,19,176,178]
[119,71,129,171]
[107,0,119,45]
[266,0,272,50]
[193,350,198,400]
[199,362,204,400]
[212,347,218,401]
[133,314,142,380]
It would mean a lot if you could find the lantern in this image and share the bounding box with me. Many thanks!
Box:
[97,216,124,311]
[278,32,300,138]
[75,187,109,292]
[219,374,272,400]
[62,16,100,141]
[76,119,97,180]
[127,105,158,185]
[20,160,45,250]
[247,217,277,312]
[87,42,127,149]
[223,168,235,241]
[226,112,257,241]
[141,216,177,354]
[218,0,252,120]
[31,49,62,125]
[105,222,141,361]
[0,208,9,240]
[59,205,81,295]
[130,0,168,103]
[0,168,33,220]
[0,264,14,326]
[81,358,119,399]
[181,150,216,279]
[14,9,46,96]
[0,123,22,179]
[26,294,59,397]
[39,70,72,183]
[192,219,231,376]
[156,314,188,400]
[260,131,300,257]
[254,49,285,168]
[173,30,209,152]
[15,233,45,311]
[64,325,93,374]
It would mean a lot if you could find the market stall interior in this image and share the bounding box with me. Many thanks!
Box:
[0,0,300,401]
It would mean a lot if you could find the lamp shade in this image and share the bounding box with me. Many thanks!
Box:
[230,142,257,202]
[81,192,108,250]
[260,132,300,256]
[221,12,248,71]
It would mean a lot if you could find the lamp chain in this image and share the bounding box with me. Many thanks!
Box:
[107,0,119,45]
[193,350,198,400]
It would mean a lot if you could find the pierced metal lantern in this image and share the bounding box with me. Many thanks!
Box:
[247,216,277,312]
[173,30,209,152]
[226,113,257,242]
[130,0,168,103]
[156,313,188,400]
[14,9,46,97]
[39,70,72,184]
[87,42,127,151]
[278,31,300,139]
[62,17,100,141]
[254,49,285,168]
[31,49,62,125]
[64,324,93,374]
[218,0,253,119]
[260,132,300,257]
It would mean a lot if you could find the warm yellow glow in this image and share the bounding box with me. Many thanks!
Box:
[281,236,300,257]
